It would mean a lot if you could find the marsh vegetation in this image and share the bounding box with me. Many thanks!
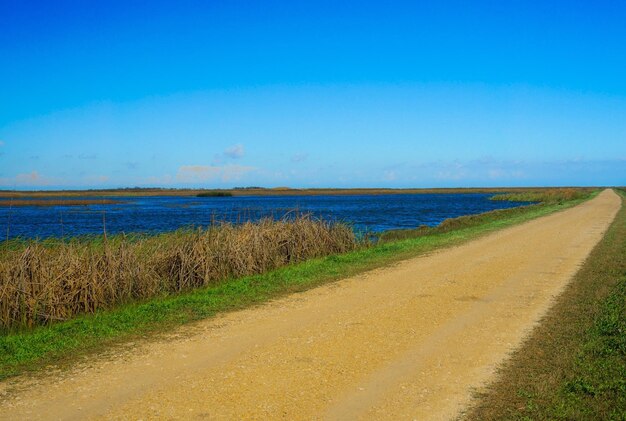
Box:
[0,216,356,330]
[489,187,592,203]
[0,199,122,207]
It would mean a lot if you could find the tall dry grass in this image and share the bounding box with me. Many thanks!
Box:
[490,188,589,203]
[0,199,122,207]
[0,216,357,330]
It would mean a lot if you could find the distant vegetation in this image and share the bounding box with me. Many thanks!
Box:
[196,191,233,197]
[0,217,356,330]
[0,186,601,198]
[490,188,592,203]
[0,199,121,207]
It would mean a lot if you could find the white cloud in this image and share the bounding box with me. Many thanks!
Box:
[383,170,397,181]
[176,164,255,183]
[16,172,44,184]
[224,144,245,159]
[0,172,115,187]
[141,175,174,185]
[176,165,221,183]
[222,165,255,181]
[0,171,58,187]
[83,175,110,184]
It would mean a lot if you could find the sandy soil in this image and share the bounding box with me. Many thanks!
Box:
[0,189,620,421]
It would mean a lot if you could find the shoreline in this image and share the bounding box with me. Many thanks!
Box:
[0,186,601,198]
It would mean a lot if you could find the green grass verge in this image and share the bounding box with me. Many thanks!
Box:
[466,189,625,420]
[0,195,594,381]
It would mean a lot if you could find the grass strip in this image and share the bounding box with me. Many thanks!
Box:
[465,190,625,420]
[0,196,592,380]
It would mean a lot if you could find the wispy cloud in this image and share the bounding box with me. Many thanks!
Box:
[211,153,224,165]
[82,175,110,184]
[142,174,174,185]
[176,165,221,182]
[291,152,308,163]
[16,172,44,184]
[176,164,255,183]
[78,153,97,160]
[375,157,626,187]
[0,171,59,187]
[224,144,245,159]
[383,170,397,181]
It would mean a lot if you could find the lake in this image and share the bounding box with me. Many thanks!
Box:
[0,193,531,240]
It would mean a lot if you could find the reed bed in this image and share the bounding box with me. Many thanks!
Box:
[0,199,122,207]
[489,188,590,203]
[0,216,357,331]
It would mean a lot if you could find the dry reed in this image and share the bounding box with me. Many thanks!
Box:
[0,199,122,207]
[0,216,357,330]
[489,188,588,203]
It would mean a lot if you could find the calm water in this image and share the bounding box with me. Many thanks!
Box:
[0,193,530,240]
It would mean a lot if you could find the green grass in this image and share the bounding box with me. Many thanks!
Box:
[0,194,594,380]
[466,189,625,420]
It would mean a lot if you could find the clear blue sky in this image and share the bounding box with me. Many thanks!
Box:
[1,0,625,189]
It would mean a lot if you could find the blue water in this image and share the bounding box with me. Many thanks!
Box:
[0,194,531,240]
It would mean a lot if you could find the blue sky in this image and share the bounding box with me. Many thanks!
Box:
[1,0,625,189]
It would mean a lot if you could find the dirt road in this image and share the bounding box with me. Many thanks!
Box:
[0,190,620,420]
